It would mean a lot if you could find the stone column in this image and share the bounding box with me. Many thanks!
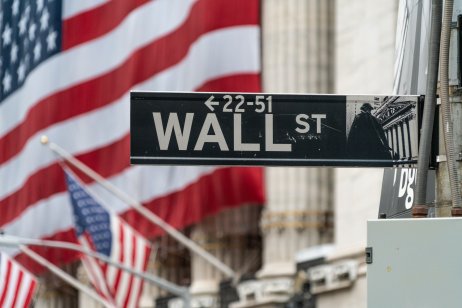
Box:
[262,0,334,93]
[76,265,103,308]
[33,263,80,307]
[34,288,74,308]
[189,220,222,307]
[253,168,333,304]
[149,233,191,307]
[188,206,262,307]
[231,1,335,306]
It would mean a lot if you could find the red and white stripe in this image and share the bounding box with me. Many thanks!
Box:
[0,252,38,308]
[79,217,150,308]
[0,0,264,272]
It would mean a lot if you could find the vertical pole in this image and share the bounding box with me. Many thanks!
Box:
[437,0,462,216]
[413,0,442,217]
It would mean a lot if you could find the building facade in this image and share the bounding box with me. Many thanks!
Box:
[34,0,401,307]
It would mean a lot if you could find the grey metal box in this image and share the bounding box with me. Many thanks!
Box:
[367,218,462,308]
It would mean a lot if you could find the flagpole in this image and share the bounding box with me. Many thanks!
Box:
[0,235,189,302]
[19,246,115,308]
[40,135,237,279]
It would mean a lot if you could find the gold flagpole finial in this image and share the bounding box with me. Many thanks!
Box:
[40,135,49,144]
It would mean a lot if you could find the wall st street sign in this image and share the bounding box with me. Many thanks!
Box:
[130,92,422,167]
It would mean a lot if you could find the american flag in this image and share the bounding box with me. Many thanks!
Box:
[0,0,264,272]
[0,251,38,308]
[65,169,150,308]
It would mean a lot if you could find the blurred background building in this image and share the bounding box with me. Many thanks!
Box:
[224,1,398,307]
[149,0,396,307]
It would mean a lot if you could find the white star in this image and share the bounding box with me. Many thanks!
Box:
[46,30,57,51]
[17,61,26,82]
[34,42,42,61]
[25,5,31,20]
[23,36,30,50]
[3,71,12,93]
[40,9,50,31]
[19,14,28,35]
[37,0,44,11]
[11,42,18,63]
[29,23,37,41]
[2,24,12,46]
[24,54,30,68]
[12,0,20,16]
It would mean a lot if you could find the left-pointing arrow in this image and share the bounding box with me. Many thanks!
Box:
[205,95,219,111]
